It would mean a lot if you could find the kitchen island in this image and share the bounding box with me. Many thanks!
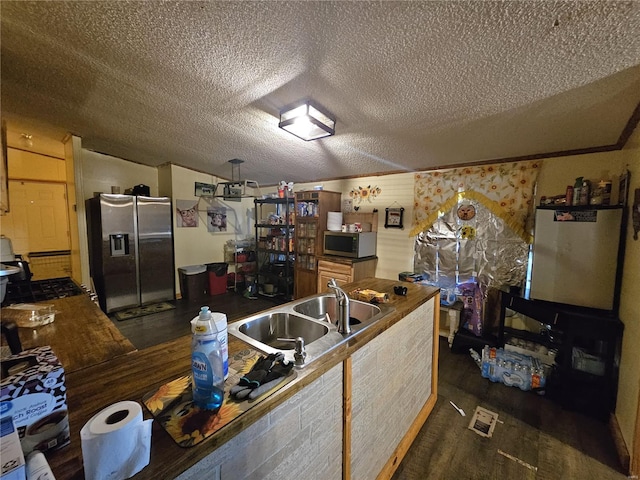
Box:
[2,294,136,373]
[39,278,439,479]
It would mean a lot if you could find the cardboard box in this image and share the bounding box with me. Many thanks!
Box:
[0,416,26,480]
[398,272,425,282]
[0,346,70,455]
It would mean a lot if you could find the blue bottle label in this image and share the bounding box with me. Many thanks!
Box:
[191,337,224,411]
[192,350,214,389]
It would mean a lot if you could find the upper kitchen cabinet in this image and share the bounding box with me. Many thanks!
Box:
[294,190,341,299]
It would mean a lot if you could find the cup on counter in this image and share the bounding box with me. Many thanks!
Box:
[22,410,70,453]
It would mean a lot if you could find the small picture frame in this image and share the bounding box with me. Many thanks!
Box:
[195,182,216,197]
[207,207,228,233]
[385,207,404,229]
[618,169,630,206]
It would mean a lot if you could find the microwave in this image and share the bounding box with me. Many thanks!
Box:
[323,231,377,258]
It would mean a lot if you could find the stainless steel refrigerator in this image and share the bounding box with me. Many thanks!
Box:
[529,205,623,311]
[87,194,175,313]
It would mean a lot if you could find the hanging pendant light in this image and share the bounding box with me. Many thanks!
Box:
[279,99,336,141]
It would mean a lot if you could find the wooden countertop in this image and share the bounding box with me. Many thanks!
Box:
[2,294,136,373]
[317,255,378,265]
[43,278,438,479]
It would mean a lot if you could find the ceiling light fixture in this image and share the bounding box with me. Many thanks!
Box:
[279,99,336,141]
[21,133,33,148]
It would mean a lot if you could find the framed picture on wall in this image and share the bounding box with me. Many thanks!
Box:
[195,182,216,197]
[176,199,199,227]
[207,207,227,232]
[385,207,404,229]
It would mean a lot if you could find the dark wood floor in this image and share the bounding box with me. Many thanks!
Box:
[392,338,627,480]
[110,296,626,479]
[109,291,283,350]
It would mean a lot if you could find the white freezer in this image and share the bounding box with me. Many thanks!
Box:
[529,207,623,310]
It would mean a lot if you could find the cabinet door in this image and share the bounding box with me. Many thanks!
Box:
[318,260,352,276]
[318,269,352,293]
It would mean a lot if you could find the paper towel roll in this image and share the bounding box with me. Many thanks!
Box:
[327,211,343,232]
[81,401,152,480]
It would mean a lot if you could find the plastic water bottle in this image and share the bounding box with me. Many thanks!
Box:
[212,312,228,379]
[191,306,225,411]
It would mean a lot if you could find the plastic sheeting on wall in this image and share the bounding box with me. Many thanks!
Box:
[414,198,529,292]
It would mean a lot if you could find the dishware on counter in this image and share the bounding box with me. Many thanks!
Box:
[1,303,57,327]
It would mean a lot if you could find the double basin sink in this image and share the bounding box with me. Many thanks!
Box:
[228,293,393,367]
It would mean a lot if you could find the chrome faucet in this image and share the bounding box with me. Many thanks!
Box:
[276,336,307,366]
[327,279,351,334]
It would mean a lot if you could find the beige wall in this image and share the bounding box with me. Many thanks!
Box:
[616,124,640,456]
[7,149,66,181]
[5,128,65,159]
[536,151,625,203]
[296,151,629,283]
[80,150,158,200]
[74,155,258,297]
[168,164,256,296]
[295,174,416,281]
[64,137,82,284]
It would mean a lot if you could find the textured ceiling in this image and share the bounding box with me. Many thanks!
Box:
[2,1,640,186]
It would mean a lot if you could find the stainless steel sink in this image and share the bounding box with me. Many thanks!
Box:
[236,312,330,350]
[228,293,393,367]
[292,295,381,326]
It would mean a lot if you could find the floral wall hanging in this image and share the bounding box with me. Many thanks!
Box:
[350,185,381,204]
[410,160,541,243]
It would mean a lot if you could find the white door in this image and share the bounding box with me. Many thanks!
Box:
[0,180,70,256]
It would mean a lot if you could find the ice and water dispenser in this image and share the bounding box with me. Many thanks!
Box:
[109,234,129,256]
